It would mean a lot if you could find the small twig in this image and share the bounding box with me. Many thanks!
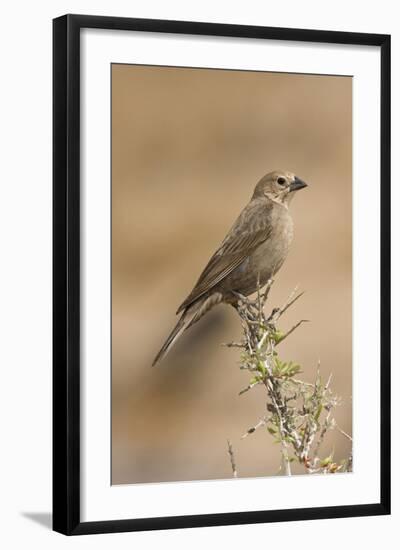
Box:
[280,287,304,315]
[287,378,314,388]
[227,439,238,478]
[276,319,309,345]
[313,409,333,459]
[266,288,304,325]
[262,278,274,304]
[241,416,270,439]
[336,426,353,442]
[257,330,270,350]
[222,341,245,349]
[325,372,333,390]
[281,292,304,316]
[256,273,263,324]
[239,380,261,395]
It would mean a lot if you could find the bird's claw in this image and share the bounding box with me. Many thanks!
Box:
[232,290,248,302]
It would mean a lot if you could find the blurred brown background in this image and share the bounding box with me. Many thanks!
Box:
[111,64,352,485]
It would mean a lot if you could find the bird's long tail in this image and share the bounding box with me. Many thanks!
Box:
[152,293,222,366]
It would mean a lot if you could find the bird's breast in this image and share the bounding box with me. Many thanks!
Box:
[221,210,294,296]
[258,210,293,269]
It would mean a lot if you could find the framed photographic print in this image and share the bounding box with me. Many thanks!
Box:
[53,14,390,535]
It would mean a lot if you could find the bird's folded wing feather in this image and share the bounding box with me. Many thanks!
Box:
[176,200,273,313]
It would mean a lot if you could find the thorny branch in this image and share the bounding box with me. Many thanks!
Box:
[225,279,352,477]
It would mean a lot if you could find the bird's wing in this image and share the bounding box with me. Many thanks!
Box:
[177,200,273,313]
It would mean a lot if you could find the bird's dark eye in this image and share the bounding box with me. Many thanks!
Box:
[277,177,286,186]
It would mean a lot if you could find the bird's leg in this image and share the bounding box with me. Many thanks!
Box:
[231,292,254,321]
[231,290,250,306]
[234,302,254,326]
[231,291,260,321]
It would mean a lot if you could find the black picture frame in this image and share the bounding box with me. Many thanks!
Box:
[53,14,391,535]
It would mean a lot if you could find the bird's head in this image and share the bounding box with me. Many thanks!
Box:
[252,171,308,205]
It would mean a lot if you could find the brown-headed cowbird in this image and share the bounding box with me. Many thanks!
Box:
[153,170,307,365]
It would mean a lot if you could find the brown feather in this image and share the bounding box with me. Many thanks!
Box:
[153,293,223,366]
[177,200,273,314]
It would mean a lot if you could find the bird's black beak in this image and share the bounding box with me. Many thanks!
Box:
[289,176,308,192]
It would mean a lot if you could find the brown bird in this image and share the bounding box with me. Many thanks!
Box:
[152,170,308,365]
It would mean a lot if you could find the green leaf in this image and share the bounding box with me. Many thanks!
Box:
[273,330,285,344]
[286,362,301,375]
[281,363,290,375]
[256,362,267,376]
[315,403,323,421]
[320,455,333,467]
